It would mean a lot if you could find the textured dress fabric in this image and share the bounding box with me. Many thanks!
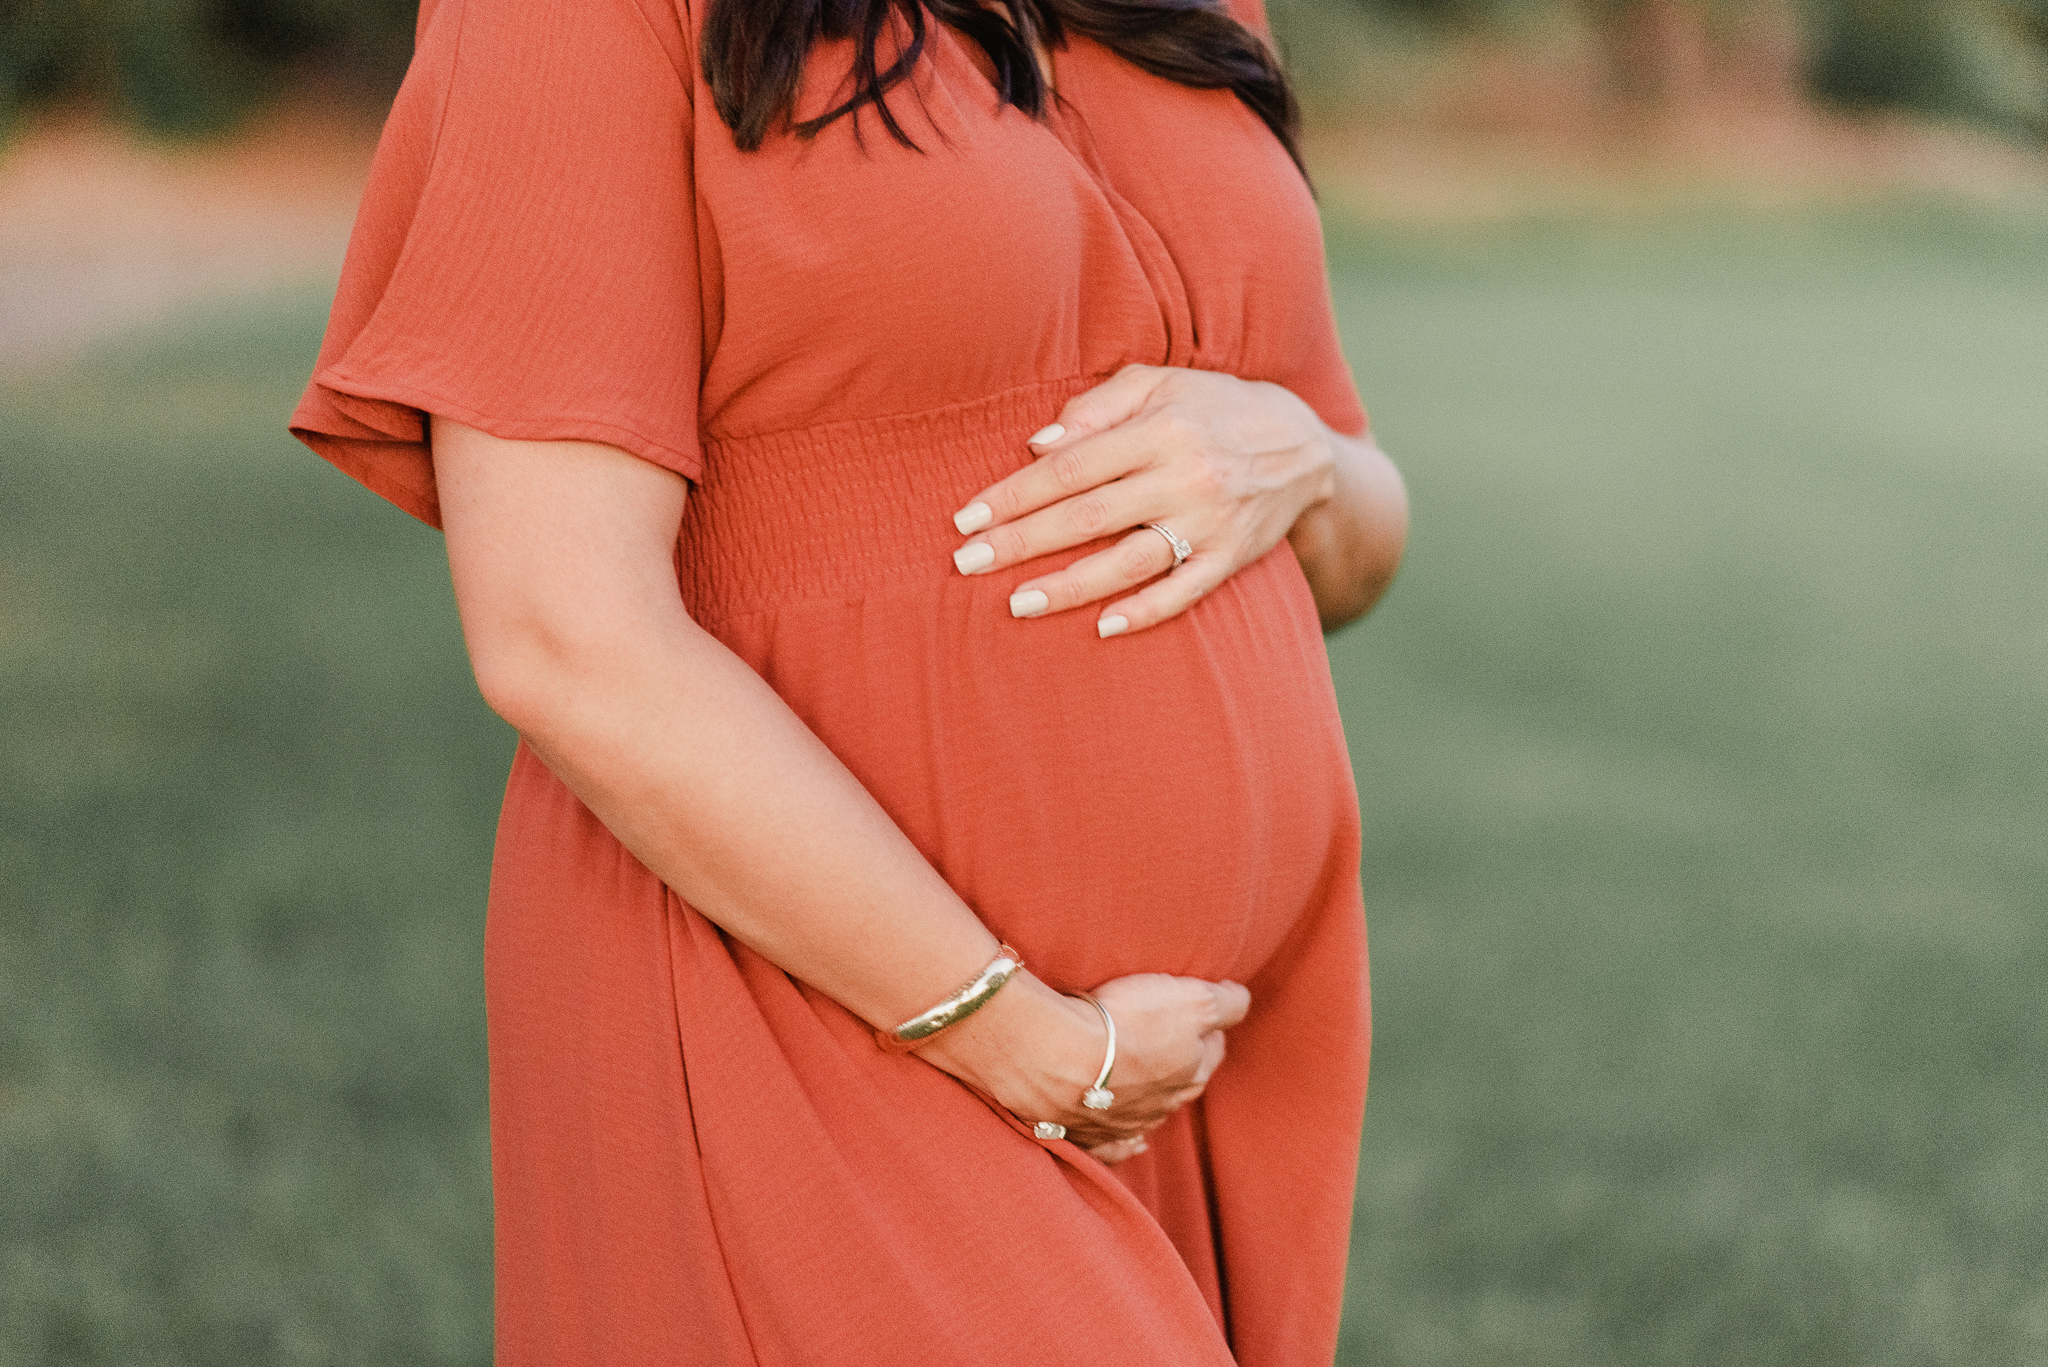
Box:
[291,0,1372,1362]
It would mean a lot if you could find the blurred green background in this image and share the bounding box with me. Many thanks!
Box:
[3,0,2047,139]
[5,207,2044,1364]
[3,0,2048,1363]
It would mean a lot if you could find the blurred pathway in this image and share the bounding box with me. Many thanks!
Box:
[1309,115,2048,226]
[1,91,2037,372]
[0,109,376,373]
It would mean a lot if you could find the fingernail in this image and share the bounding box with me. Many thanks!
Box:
[953,542,996,575]
[1027,423,1065,447]
[953,501,992,535]
[1131,1137,1149,1154]
[1096,614,1129,639]
[1009,589,1049,618]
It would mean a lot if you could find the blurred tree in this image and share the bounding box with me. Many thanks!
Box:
[1805,0,2048,136]
[1586,0,1720,105]
[1581,0,1808,111]
[0,0,413,137]
[1296,0,2046,137]
[0,0,2042,139]
[1351,0,1499,24]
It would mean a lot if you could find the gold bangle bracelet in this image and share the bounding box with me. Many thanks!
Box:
[1075,993,1116,1109]
[875,944,1022,1054]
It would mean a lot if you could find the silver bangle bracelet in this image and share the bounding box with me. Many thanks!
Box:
[876,944,1021,1053]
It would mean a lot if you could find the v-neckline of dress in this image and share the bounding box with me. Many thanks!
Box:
[1025,40,1202,368]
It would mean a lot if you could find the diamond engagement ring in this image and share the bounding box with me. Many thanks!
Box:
[1033,1121,1067,1141]
[1144,522,1192,568]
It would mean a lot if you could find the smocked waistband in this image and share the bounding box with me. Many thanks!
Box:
[677,376,1098,619]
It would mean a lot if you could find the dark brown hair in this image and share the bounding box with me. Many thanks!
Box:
[701,0,1302,171]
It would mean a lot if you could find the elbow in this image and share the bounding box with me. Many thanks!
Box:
[462,618,587,740]
[461,601,696,741]
[1316,587,1373,635]
[468,642,553,737]
[1314,540,1404,632]
[1302,441,1409,632]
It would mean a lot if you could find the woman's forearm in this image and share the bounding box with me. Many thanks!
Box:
[1287,430,1408,631]
[430,417,1100,1090]
[509,603,1003,1029]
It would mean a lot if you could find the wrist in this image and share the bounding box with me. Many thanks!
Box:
[915,970,1103,1115]
[1259,377,1338,512]
[872,942,1022,1053]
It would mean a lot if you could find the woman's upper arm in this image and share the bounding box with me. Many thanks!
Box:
[431,415,690,723]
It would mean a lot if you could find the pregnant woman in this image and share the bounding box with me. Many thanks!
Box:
[292,0,1407,1361]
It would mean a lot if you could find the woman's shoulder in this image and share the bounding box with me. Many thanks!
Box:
[417,0,697,87]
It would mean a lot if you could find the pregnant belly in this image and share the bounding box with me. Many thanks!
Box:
[714,543,1359,992]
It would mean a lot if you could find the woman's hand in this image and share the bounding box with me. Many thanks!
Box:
[1080,973,1247,1163]
[949,364,1407,635]
[920,971,1250,1159]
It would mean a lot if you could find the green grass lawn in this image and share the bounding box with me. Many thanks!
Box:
[1327,209,2048,1367]
[2,208,2044,1366]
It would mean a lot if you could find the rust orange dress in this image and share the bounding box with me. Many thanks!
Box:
[292,0,1370,1362]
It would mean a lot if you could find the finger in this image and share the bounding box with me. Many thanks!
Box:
[1093,553,1233,639]
[1191,1030,1227,1087]
[950,367,1172,535]
[954,469,1176,583]
[1050,364,1170,446]
[950,421,1152,538]
[1004,524,1182,617]
[1087,1135,1151,1166]
[1206,980,1251,1030]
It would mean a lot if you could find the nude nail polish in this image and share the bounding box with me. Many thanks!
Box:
[953,542,995,575]
[1096,614,1129,638]
[1009,589,1050,618]
[1027,423,1065,447]
[953,501,992,535]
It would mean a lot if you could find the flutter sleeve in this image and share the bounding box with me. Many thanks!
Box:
[290,0,701,528]
[1218,0,1371,439]
[1282,285,1370,439]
